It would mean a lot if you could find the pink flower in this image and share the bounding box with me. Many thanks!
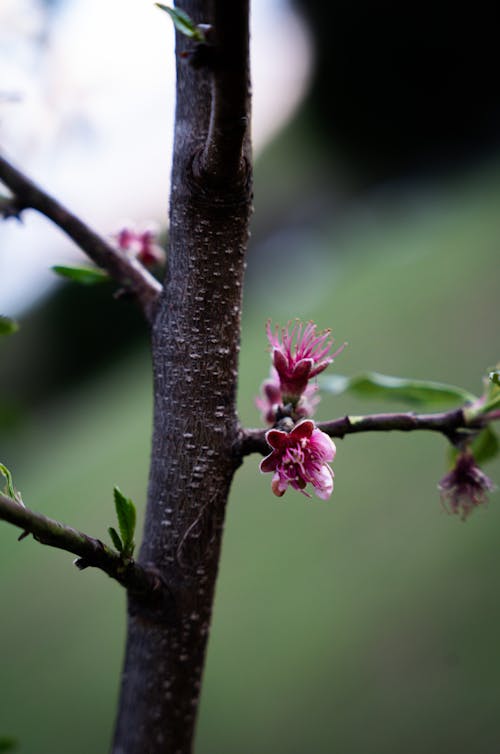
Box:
[115,227,136,251]
[255,368,282,425]
[256,368,320,425]
[266,320,345,404]
[439,450,495,520]
[135,228,166,267]
[260,419,336,499]
[113,224,166,268]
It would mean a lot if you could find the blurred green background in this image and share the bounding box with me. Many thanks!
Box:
[2,2,500,753]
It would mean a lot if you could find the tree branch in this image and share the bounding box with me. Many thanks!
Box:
[0,492,167,599]
[0,153,162,323]
[238,408,499,456]
[197,0,251,182]
[112,2,253,751]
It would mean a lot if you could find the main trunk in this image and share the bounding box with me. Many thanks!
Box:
[112,2,252,752]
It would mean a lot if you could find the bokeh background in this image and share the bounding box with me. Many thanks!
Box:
[2,2,500,753]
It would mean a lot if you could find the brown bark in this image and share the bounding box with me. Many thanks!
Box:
[112,2,252,752]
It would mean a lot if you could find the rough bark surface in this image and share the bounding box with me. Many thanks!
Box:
[112,2,252,752]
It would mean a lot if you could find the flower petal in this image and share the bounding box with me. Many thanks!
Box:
[271,473,287,497]
[312,464,334,500]
[291,358,313,381]
[290,419,315,441]
[272,348,288,375]
[260,451,280,473]
[265,428,288,449]
[310,429,336,461]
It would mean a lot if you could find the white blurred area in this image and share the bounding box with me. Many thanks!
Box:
[0,0,312,315]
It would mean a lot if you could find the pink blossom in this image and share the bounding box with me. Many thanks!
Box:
[256,367,320,425]
[135,228,166,267]
[255,368,282,425]
[266,320,345,404]
[113,224,166,268]
[439,450,495,520]
[260,419,336,499]
[115,227,136,251]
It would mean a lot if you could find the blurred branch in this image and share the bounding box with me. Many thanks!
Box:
[0,153,162,323]
[239,408,499,456]
[0,491,168,599]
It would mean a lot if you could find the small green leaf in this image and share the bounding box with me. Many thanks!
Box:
[321,372,476,407]
[108,526,123,553]
[52,265,109,285]
[0,463,17,500]
[113,486,136,557]
[155,3,206,41]
[0,316,19,337]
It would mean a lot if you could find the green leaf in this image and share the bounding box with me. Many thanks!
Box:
[0,463,17,500]
[52,265,109,285]
[321,372,476,407]
[108,526,123,553]
[0,316,19,337]
[113,486,136,557]
[155,3,206,41]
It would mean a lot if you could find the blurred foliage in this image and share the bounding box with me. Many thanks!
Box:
[1,129,500,752]
[0,317,19,338]
[51,266,109,286]
[321,372,476,407]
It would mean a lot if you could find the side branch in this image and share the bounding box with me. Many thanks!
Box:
[198,0,250,181]
[238,408,499,456]
[0,492,165,598]
[0,153,162,322]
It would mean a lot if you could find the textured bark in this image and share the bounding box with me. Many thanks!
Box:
[112,2,252,752]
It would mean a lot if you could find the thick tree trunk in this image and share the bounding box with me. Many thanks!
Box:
[112,2,252,752]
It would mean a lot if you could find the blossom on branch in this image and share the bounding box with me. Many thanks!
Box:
[113,223,166,268]
[260,419,336,499]
[256,367,320,425]
[266,319,345,405]
[438,450,495,520]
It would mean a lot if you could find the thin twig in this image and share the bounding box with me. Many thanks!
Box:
[0,492,167,599]
[0,153,162,322]
[238,407,499,457]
